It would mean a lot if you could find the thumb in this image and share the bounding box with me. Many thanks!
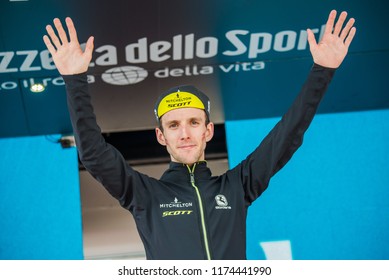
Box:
[84,36,94,58]
[306,29,317,50]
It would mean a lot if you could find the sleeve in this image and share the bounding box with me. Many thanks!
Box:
[230,64,336,204]
[63,73,151,211]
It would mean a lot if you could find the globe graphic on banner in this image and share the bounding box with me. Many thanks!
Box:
[101,66,148,85]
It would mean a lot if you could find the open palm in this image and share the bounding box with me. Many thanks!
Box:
[308,10,356,68]
[43,17,94,75]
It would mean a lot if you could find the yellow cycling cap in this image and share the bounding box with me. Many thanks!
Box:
[154,85,210,122]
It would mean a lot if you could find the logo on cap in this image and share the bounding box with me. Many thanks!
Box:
[156,91,205,118]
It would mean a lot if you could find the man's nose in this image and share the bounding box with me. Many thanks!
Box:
[180,125,190,139]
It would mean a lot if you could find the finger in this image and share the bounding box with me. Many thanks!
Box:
[340,17,355,41]
[323,10,337,36]
[43,35,57,55]
[65,17,80,44]
[333,11,348,36]
[53,18,69,45]
[344,27,356,48]
[45,23,61,50]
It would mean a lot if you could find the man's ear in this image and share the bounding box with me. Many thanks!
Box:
[155,127,166,146]
[205,122,214,142]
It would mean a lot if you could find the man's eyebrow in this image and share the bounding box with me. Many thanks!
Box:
[164,119,179,126]
[190,116,202,121]
[163,115,204,126]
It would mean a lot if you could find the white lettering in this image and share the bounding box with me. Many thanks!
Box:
[155,65,213,78]
[95,45,118,65]
[184,34,194,59]
[150,41,171,62]
[248,32,272,59]
[87,75,95,83]
[0,81,18,90]
[252,61,266,70]
[196,37,218,58]
[172,35,182,60]
[42,78,52,86]
[1,24,324,74]
[52,77,65,86]
[274,31,296,52]
[40,49,56,70]
[155,67,169,78]
[125,38,148,63]
[223,30,249,56]
[169,68,184,77]
[0,52,18,73]
[219,61,265,73]
[219,64,234,72]
[17,50,41,71]
[199,65,213,75]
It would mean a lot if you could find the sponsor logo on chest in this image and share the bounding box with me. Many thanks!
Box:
[160,197,194,218]
[160,197,193,209]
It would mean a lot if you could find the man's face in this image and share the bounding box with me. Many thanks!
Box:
[155,108,214,165]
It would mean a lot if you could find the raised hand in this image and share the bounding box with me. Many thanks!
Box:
[307,10,356,68]
[43,17,94,75]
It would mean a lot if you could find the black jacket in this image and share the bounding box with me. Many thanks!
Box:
[64,64,335,259]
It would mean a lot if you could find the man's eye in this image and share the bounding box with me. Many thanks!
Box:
[191,120,199,125]
[169,123,178,129]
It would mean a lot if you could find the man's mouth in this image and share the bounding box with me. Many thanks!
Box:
[179,145,196,150]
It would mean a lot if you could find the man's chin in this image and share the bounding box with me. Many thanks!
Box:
[172,155,202,166]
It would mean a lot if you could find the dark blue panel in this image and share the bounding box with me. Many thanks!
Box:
[0,79,29,137]
[21,79,72,135]
[0,0,388,138]
[220,51,389,120]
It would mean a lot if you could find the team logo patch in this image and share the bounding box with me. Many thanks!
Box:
[215,194,231,209]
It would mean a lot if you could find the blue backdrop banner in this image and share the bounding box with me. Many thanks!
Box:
[226,109,389,260]
[0,135,83,260]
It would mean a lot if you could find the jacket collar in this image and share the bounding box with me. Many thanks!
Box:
[160,161,212,183]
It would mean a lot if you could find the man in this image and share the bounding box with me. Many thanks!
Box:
[43,10,356,259]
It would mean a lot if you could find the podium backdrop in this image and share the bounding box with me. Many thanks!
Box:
[0,0,388,259]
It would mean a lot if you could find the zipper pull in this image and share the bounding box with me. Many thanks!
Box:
[187,163,196,185]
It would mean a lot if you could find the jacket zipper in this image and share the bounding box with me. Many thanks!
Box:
[187,163,212,260]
